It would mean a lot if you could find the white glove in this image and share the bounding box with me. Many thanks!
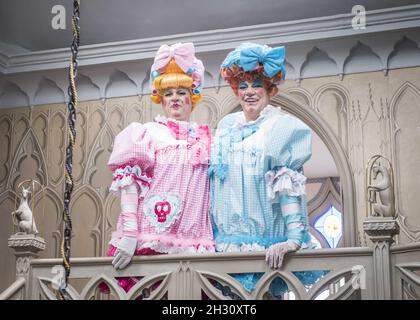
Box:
[112,237,137,270]
[265,240,299,269]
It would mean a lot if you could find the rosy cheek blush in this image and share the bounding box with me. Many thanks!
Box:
[185,97,191,105]
[254,88,265,95]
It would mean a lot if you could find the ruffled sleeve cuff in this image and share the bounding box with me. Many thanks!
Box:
[265,167,307,200]
[110,165,152,199]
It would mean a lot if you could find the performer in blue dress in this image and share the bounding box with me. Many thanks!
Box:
[209,42,321,297]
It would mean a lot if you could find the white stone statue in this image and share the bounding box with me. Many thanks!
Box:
[367,163,395,218]
[11,186,39,235]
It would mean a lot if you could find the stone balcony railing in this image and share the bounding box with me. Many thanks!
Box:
[1,218,419,300]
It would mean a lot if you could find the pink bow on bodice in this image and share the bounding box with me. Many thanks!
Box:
[164,120,212,166]
[166,120,189,139]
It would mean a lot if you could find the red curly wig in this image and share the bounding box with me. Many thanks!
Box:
[221,64,284,97]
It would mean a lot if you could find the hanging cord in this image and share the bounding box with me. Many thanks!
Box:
[58,0,80,300]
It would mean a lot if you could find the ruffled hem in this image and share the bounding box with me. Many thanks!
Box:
[215,240,313,252]
[265,167,307,200]
[110,235,215,255]
[214,232,315,252]
[139,241,215,254]
[214,234,288,248]
[106,245,163,257]
[110,165,152,198]
[215,242,266,253]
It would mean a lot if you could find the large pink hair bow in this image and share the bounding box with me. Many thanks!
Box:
[150,42,205,91]
[152,42,195,73]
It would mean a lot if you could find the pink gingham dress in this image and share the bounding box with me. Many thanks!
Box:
[107,115,215,254]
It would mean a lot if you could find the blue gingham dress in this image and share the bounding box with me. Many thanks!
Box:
[209,105,320,294]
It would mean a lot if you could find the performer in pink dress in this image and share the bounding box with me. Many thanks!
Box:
[101,42,214,294]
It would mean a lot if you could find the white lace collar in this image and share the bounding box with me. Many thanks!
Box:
[234,105,281,128]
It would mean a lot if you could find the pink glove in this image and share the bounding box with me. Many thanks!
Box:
[265,240,300,269]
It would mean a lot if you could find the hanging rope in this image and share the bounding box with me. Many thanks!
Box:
[58,0,80,300]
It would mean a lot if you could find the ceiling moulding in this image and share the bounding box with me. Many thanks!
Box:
[1,4,420,75]
[0,51,7,74]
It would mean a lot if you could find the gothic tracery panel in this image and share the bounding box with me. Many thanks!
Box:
[48,111,66,185]
[315,86,349,153]
[391,83,420,241]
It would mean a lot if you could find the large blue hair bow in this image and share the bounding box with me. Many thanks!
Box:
[240,45,286,78]
[221,43,286,80]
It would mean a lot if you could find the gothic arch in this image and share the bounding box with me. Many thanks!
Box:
[284,87,312,109]
[271,92,357,246]
[313,83,350,153]
[7,128,48,190]
[33,187,63,258]
[71,185,104,257]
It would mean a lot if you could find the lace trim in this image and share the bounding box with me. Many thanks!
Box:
[154,114,198,127]
[265,167,307,200]
[139,241,215,254]
[110,165,152,198]
[216,240,313,252]
[156,144,193,153]
[109,236,215,254]
[233,105,281,128]
[215,242,266,253]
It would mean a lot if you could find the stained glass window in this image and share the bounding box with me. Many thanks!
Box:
[314,205,342,248]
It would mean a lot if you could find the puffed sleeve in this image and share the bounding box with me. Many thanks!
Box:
[264,116,312,201]
[108,122,155,199]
